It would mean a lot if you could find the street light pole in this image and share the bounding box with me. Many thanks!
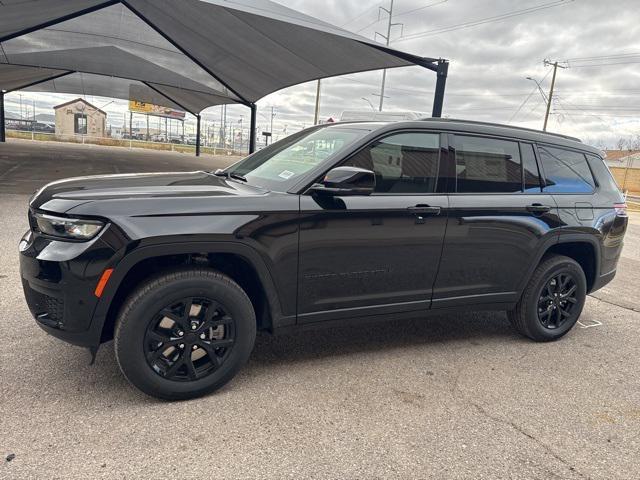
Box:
[362,97,376,111]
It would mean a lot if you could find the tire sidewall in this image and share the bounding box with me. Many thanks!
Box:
[115,271,256,400]
[524,259,587,340]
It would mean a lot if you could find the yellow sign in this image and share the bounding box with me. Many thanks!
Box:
[129,101,186,119]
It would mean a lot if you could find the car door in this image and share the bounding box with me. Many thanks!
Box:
[297,131,449,323]
[432,134,559,308]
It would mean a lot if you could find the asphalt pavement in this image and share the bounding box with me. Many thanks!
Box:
[1,140,639,479]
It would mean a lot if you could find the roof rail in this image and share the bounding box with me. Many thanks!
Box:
[419,118,583,143]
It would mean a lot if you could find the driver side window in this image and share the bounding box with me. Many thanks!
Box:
[343,132,440,194]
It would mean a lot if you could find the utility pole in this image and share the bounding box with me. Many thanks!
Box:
[314,79,322,125]
[374,1,403,111]
[543,60,566,132]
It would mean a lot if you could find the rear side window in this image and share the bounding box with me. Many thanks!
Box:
[538,146,595,193]
[343,132,440,193]
[586,153,621,193]
[454,135,522,193]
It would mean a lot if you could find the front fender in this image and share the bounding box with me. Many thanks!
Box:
[87,241,287,346]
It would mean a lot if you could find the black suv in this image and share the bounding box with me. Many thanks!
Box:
[20,119,628,400]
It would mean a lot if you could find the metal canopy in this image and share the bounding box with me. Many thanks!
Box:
[0,0,448,151]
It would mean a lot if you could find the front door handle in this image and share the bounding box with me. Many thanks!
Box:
[526,203,551,214]
[408,205,441,215]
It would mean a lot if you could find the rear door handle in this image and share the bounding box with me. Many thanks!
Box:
[526,203,551,214]
[408,205,441,215]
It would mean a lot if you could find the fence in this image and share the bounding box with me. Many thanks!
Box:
[610,167,640,195]
[5,129,247,157]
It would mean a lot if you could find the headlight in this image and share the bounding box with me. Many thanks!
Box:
[34,213,104,240]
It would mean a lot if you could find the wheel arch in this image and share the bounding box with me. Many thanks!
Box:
[545,235,600,293]
[94,242,284,344]
[519,233,601,297]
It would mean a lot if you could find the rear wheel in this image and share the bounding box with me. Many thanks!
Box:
[508,254,586,341]
[114,268,256,400]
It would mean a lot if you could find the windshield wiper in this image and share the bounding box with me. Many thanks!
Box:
[230,173,247,182]
[212,169,247,182]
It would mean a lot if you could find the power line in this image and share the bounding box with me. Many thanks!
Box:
[393,0,448,19]
[567,60,640,68]
[355,17,384,33]
[339,75,532,98]
[340,2,382,27]
[508,69,552,123]
[394,0,574,42]
[565,52,640,62]
[351,1,447,33]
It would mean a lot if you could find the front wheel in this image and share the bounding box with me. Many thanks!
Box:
[114,268,256,400]
[508,254,587,342]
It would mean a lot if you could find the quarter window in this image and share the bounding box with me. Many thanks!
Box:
[343,132,440,193]
[538,146,595,193]
[454,136,522,193]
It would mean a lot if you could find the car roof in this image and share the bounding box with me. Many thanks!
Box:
[329,118,602,156]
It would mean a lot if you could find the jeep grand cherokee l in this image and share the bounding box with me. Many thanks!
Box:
[20,119,628,400]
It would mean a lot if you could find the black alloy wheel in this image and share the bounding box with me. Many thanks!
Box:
[115,268,256,400]
[144,297,235,382]
[537,273,579,330]
[508,254,586,342]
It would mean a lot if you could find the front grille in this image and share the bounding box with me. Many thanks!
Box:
[22,280,65,325]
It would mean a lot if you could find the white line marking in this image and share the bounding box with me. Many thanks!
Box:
[577,319,602,329]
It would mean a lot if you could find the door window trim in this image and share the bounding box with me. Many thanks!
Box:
[449,133,527,195]
[303,129,448,196]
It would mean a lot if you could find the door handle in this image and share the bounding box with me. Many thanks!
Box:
[408,205,441,215]
[526,203,551,214]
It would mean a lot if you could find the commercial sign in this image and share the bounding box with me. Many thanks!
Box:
[129,101,186,120]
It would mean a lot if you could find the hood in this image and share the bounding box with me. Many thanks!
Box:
[31,171,268,213]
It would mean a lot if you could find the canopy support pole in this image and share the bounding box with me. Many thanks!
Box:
[196,114,201,157]
[0,91,5,143]
[249,104,257,154]
[431,59,448,118]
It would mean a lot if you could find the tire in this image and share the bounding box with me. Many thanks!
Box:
[114,268,256,400]
[508,254,587,342]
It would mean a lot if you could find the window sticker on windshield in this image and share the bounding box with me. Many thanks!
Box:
[278,170,295,180]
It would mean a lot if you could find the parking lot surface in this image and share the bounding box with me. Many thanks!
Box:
[1,141,639,479]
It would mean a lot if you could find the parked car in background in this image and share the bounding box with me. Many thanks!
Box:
[20,119,628,400]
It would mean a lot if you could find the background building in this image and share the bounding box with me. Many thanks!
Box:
[54,99,106,137]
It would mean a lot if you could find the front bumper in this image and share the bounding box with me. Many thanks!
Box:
[19,227,123,347]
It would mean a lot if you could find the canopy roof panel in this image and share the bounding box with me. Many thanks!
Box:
[0,0,441,113]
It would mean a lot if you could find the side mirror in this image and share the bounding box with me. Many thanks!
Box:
[310,166,375,196]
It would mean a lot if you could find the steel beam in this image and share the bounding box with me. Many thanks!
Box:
[196,114,201,157]
[0,91,5,143]
[249,104,257,154]
[432,59,448,118]
[0,1,119,43]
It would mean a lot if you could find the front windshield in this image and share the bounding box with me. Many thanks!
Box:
[227,126,368,191]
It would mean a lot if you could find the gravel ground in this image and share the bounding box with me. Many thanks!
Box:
[1,141,639,479]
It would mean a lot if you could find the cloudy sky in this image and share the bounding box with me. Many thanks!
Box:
[5,0,640,148]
